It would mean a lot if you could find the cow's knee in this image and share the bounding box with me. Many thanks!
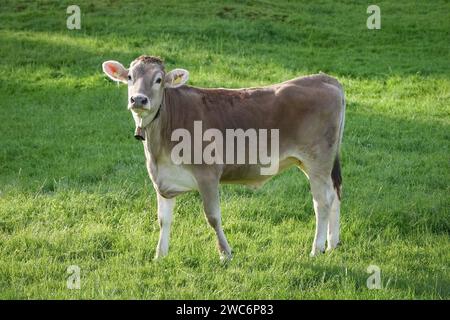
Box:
[205,213,220,229]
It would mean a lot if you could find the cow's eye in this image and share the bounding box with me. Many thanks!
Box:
[155,77,162,84]
[127,75,132,81]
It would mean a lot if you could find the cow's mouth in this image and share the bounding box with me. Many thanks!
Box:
[134,126,145,140]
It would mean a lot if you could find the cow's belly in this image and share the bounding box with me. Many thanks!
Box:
[220,157,300,187]
[152,162,198,198]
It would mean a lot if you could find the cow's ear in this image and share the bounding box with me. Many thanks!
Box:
[165,69,189,88]
[102,60,128,84]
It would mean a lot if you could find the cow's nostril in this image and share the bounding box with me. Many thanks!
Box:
[141,98,148,105]
[130,97,135,103]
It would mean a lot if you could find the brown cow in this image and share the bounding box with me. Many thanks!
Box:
[102,55,345,261]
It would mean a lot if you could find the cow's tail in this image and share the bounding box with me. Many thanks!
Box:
[331,89,345,200]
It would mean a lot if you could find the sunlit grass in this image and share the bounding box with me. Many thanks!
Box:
[0,0,449,299]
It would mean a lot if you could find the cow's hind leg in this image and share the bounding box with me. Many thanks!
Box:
[327,156,342,251]
[197,180,232,262]
[154,193,176,260]
[327,193,340,251]
[309,173,336,257]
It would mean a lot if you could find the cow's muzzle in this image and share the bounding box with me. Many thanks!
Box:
[130,94,149,108]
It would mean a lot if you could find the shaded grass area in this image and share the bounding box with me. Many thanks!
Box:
[0,0,449,299]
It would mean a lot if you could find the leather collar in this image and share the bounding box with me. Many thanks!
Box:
[134,104,161,141]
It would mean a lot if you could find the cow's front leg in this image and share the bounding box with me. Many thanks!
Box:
[198,181,232,262]
[154,193,176,260]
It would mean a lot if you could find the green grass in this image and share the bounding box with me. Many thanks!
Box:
[0,0,449,299]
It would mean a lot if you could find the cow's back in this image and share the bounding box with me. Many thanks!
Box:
[165,73,342,131]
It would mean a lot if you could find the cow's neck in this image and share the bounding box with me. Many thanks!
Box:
[143,111,163,159]
[142,92,170,162]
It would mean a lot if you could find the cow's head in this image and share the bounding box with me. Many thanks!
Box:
[102,55,189,140]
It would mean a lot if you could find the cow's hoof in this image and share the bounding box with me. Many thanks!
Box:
[310,248,325,257]
[326,241,341,252]
[153,253,167,261]
[219,252,233,264]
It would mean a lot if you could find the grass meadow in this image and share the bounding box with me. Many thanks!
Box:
[0,0,449,299]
